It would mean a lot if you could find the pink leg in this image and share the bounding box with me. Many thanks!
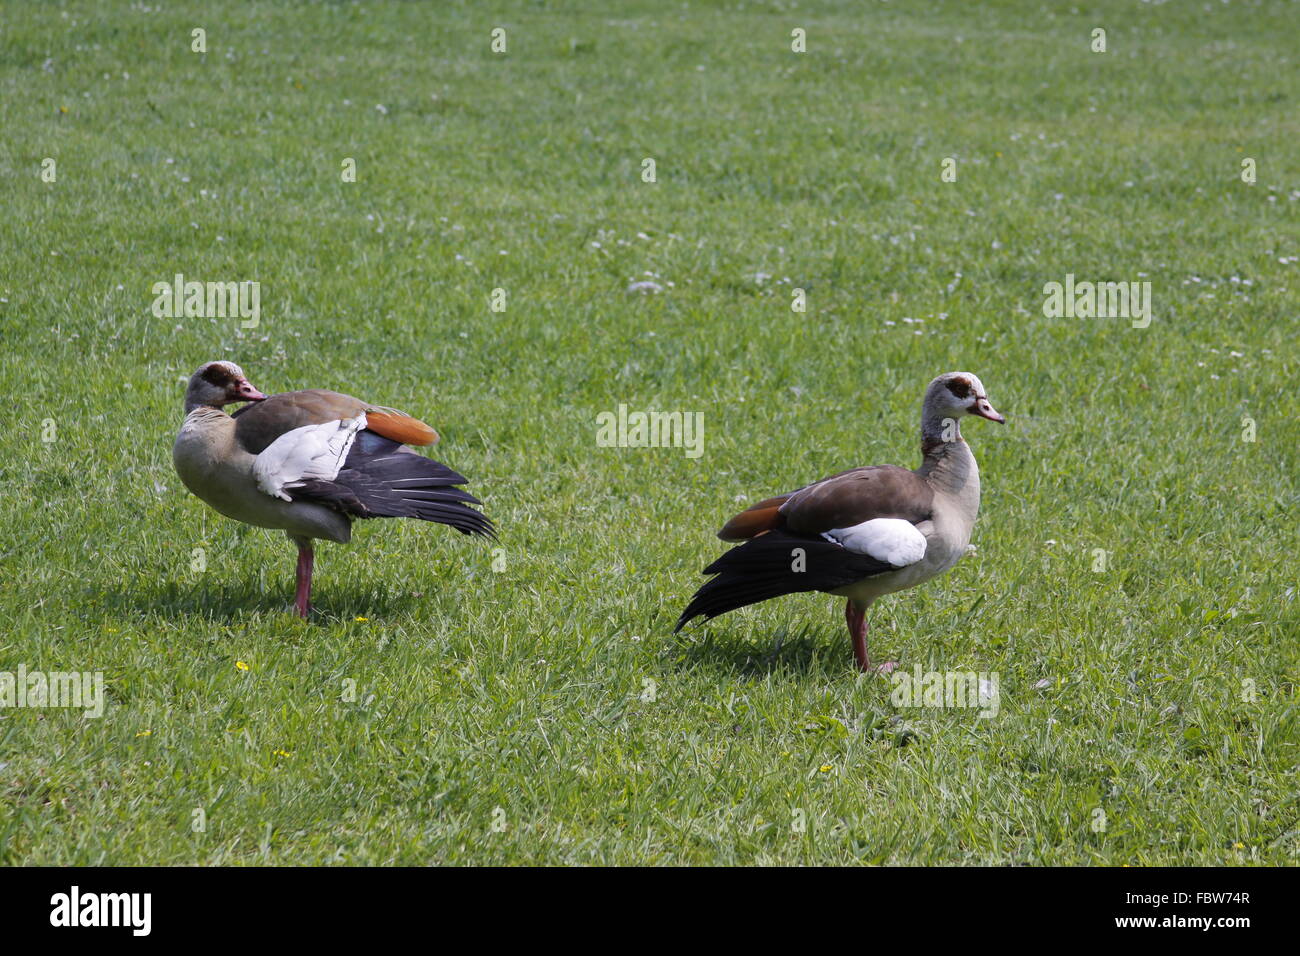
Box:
[845,599,868,670]
[293,539,314,618]
[844,599,897,674]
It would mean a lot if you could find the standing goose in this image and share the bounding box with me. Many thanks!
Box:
[676,372,1004,672]
[172,361,494,617]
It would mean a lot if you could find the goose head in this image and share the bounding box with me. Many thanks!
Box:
[184,361,267,412]
[922,372,1005,427]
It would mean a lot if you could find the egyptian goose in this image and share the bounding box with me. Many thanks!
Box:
[676,372,1004,672]
[172,361,494,617]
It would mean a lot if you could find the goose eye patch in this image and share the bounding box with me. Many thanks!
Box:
[201,363,238,388]
[945,378,973,399]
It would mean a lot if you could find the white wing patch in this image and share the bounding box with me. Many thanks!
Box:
[822,517,926,567]
[253,413,368,502]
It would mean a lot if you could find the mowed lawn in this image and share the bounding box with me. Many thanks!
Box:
[1,0,1297,865]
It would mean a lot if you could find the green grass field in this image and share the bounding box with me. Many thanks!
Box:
[1,0,1297,865]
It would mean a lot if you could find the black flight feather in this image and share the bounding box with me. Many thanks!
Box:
[289,431,495,539]
[675,531,895,631]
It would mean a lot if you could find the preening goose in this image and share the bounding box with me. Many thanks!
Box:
[676,372,1004,672]
[173,361,494,617]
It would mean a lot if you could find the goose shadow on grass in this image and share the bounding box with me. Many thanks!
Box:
[664,622,856,677]
[86,577,422,623]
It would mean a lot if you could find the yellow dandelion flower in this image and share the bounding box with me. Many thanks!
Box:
[135,730,152,737]
[1233,842,1245,849]
[235,660,249,671]
[819,764,832,773]
[354,616,369,622]
[273,749,292,758]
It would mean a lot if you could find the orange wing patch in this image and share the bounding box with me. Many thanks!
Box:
[717,495,791,541]
[366,408,439,446]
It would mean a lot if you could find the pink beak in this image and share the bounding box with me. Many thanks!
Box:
[971,396,1005,424]
[234,380,267,402]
